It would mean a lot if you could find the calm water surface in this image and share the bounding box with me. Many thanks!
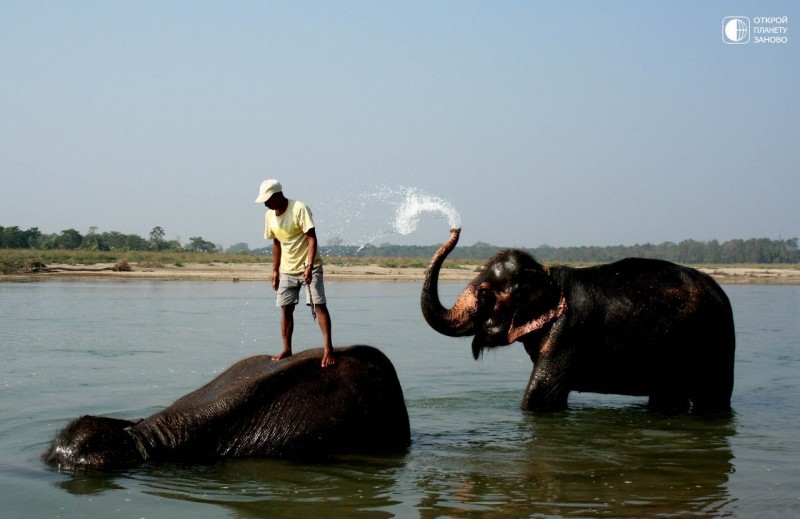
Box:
[1,280,798,518]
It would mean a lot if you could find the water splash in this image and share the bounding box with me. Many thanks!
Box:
[321,185,461,251]
[392,188,461,235]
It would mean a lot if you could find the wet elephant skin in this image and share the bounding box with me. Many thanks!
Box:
[44,345,410,471]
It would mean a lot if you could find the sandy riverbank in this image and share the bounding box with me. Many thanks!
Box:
[1,262,478,282]
[3,262,800,285]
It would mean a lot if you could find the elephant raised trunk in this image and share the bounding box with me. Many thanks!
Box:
[421,228,477,337]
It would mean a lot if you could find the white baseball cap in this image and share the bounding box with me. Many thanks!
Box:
[255,179,283,203]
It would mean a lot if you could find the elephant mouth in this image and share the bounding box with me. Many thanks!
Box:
[471,336,489,360]
[471,326,512,359]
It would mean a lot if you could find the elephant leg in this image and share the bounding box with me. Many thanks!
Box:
[521,347,572,412]
[646,350,691,413]
[685,359,733,414]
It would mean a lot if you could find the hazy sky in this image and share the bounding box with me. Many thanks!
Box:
[2,1,797,249]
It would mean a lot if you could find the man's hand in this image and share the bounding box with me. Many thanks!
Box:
[302,265,313,285]
[271,271,279,291]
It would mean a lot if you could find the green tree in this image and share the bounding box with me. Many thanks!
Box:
[149,226,166,251]
[226,242,250,253]
[56,229,83,249]
[185,236,217,253]
[81,227,108,251]
[1,226,26,248]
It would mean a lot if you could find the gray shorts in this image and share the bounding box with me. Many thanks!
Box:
[276,266,327,307]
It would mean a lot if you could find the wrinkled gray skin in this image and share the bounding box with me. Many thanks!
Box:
[422,229,735,413]
[44,345,410,471]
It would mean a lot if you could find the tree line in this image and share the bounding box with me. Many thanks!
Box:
[0,226,222,253]
[279,237,800,264]
[3,225,798,264]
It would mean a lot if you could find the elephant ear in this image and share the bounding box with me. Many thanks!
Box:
[507,270,567,343]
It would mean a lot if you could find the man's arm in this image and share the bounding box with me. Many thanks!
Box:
[271,239,282,290]
[303,228,318,285]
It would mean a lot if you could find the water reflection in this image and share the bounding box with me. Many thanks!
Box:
[411,404,736,517]
[54,473,126,496]
[51,401,737,517]
[55,454,410,517]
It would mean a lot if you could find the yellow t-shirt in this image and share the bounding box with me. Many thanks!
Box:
[265,200,322,274]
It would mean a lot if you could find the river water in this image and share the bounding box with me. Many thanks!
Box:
[1,280,798,517]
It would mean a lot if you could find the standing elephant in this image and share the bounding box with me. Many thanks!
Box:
[421,229,735,413]
[44,345,410,471]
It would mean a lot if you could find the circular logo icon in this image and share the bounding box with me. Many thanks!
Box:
[723,17,750,44]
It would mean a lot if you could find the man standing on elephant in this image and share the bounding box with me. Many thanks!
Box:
[255,179,334,368]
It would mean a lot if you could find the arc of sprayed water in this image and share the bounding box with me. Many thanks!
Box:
[355,228,397,252]
[392,189,461,235]
[334,186,462,250]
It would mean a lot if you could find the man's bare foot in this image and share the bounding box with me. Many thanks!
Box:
[321,349,335,368]
[272,350,292,362]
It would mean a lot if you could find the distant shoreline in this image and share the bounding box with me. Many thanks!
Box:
[3,262,800,285]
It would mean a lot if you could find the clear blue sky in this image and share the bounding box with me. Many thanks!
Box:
[2,1,797,249]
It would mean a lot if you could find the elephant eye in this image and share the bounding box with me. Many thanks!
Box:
[477,287,495,307]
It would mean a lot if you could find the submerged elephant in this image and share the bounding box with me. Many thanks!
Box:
[44,345,410,471]
[421,229,735,413]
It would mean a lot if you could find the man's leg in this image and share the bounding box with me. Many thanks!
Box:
[274,304,295,361]
[315,304,334,367]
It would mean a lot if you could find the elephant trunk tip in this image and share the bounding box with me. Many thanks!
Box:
[442,228,461,251]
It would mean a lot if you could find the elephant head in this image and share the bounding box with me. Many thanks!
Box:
[421,229,567,359]
[44,415,143,470]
